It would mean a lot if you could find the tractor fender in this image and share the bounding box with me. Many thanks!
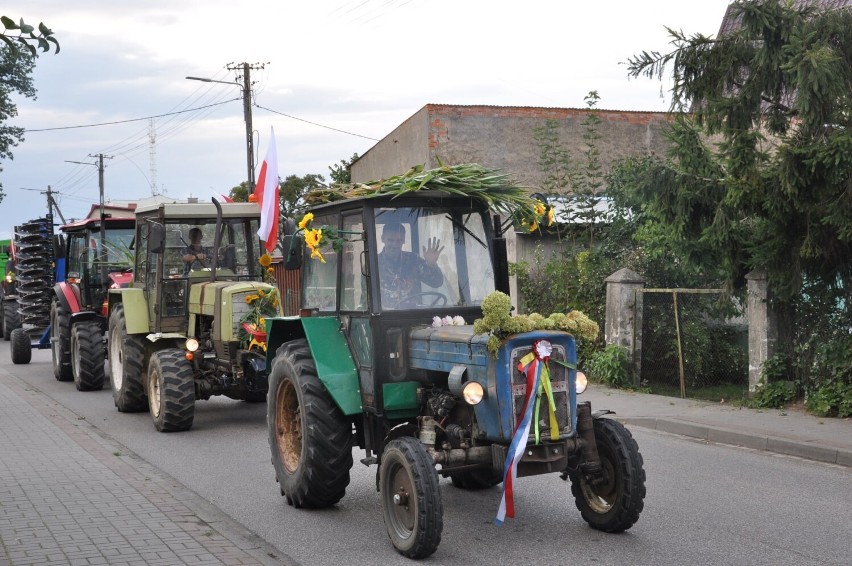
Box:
[53,282,82,315]
[107,288,150,334]
[266,315,362,416]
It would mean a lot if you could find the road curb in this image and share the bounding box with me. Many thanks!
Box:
[619,416,852,467]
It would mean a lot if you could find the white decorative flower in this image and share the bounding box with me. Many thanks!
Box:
[452,315,465,326]
[432,316,443,328]
[442,315,454,326]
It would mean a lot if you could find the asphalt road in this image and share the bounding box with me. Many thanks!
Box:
[4,345,850,566]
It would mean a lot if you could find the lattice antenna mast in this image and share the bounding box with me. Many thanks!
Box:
[148,118,158,196]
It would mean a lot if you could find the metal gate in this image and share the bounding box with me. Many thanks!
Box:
[637,289,748,399]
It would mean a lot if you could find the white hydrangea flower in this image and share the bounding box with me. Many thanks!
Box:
[452,315,465,326]
[441,315,454,326]
[432,316,443,328]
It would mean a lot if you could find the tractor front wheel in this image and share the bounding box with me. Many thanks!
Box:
[108,305,147,412]
[380,437,443,559]
[267,339,353,508]
[71,321,106,391]
[3,299,21,340]
[569,418,646,533]
[148,349,195,432]
[51,299,72,381]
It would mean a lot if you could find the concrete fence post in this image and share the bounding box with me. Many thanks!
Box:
[746,270,776,394]
[605,268,645,385]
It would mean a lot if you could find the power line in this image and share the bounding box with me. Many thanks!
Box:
[253,103,380,141]
[22,99,240,132]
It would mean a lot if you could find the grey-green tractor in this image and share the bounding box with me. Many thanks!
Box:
[108,200,282,432]
[264,191,646,559]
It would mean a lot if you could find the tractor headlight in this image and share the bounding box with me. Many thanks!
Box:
[575,371,588,394]
[185,338,199,352]
[462,381,485,405]
[5,272,14,283]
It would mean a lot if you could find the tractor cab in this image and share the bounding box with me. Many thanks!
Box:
[282,192,497,413]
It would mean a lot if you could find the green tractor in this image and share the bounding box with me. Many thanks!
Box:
[107,200,281,432]
[264,187,646,559]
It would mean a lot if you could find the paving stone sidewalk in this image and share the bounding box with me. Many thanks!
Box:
[0,374,293,566]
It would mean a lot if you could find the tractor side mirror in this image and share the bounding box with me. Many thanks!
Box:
[281,235,303,270]
[149,223,165,254]
[53,235,66,260]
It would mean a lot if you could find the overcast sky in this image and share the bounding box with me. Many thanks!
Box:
[0,0,731,238]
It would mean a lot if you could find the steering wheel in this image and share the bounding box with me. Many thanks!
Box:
[397,291,448,308]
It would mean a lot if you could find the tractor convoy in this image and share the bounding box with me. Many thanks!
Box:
[4,169,645,559]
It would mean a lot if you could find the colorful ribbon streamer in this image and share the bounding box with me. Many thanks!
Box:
[495,340,559,525]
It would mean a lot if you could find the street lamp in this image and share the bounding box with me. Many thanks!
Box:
[187,72,255,194]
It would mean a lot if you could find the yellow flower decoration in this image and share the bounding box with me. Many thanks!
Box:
[298,212,314,230]
[304,228,322,249]
[534,202,546,216]
[246,294,259,303]
[259,253,272,267]
[547,207,555,226]
[529,219,539,233]
[267,267,274,274]
[310,246,326,263]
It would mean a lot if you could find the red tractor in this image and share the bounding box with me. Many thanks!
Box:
[50,215,135,390]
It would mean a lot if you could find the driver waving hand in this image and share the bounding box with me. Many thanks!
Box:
[378,222,443,308]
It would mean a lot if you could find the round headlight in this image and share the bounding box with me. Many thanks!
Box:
[185,338,199,352]
[5,272,13,283]
[462,381,485,405]
[575,371,588,395]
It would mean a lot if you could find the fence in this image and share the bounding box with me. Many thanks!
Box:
[637,289,748,399]
[272,261,301,316]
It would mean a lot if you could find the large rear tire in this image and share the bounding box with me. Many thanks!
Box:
[267,339,353,508]
[148,349,195,432]
[51,299,72,381]
[108,305,148,412]
[71,321,106,391]
[10,327,31,364]
[569,418,646,533]
[380,437,443,559]
[3,299,21,340]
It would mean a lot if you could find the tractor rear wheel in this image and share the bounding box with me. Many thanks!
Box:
[108,305,148,412]
[148,349,195,432]
[71,321,106,391]
[569,418,646,533]
[51,299,72,381]
[380,437,443,559]
[3,299,21,340]
[10,327,31,364]
[267,339,353,508]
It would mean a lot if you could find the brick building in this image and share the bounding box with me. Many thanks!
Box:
[350,103,674,309]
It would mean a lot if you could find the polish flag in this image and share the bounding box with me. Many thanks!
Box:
[219,193,234,203]
[255,126,280,253]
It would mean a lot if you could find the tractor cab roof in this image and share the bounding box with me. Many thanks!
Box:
[135,201,261,219]
[60,216,135,233]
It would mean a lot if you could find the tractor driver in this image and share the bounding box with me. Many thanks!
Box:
[378,222,444,307]
[181,228,212,272]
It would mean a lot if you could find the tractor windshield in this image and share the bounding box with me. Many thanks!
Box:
[374,206,495,311]
[159,218,262,280]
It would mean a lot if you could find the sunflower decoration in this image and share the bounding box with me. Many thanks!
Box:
[295,213,348,263]
[259,253,275,283]
[517,198,555,233]
[238,287,281,351]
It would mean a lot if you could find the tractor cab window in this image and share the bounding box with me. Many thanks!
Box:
[340,214,367,312]
[302,213,338,312]
[374,207,495,311]
[160,218,261,280]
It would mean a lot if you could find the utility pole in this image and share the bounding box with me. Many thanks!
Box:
[227,62,265,195]
[187,62,265,195]
[44,185,66,225]
[65,154,111,286]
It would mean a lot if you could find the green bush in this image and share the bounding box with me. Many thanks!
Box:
[806,382,852,418]
[751,380,796,409]
[587,344,631,389]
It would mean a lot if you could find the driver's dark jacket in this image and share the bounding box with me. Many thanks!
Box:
[378,250,442,305]
[181,243,212,273]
